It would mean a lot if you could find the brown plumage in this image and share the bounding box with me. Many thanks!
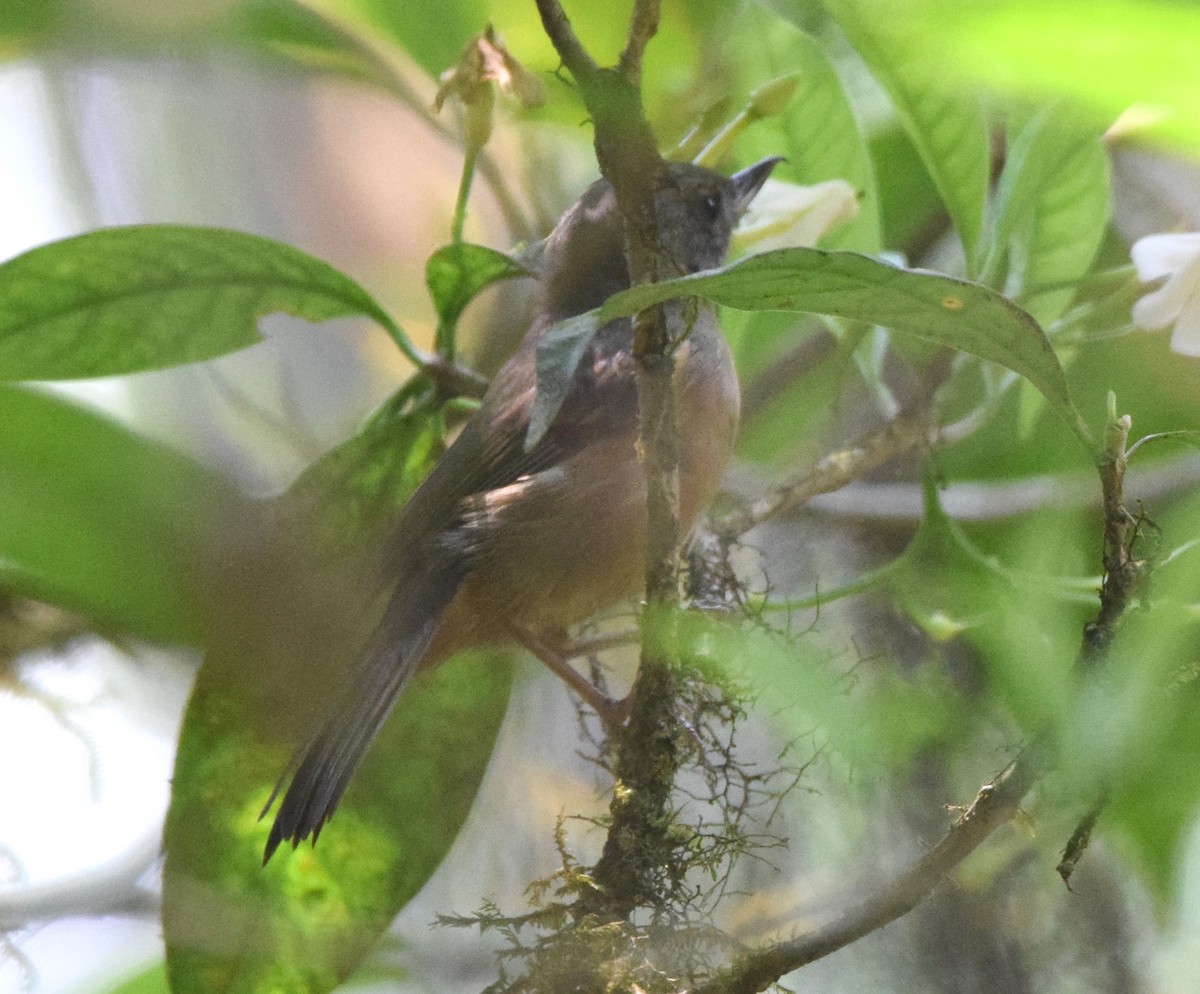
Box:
[262,158,780,862]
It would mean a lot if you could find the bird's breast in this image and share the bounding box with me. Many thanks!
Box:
[449,311,739,640]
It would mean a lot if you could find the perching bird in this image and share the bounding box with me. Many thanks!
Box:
[262,156,780,861]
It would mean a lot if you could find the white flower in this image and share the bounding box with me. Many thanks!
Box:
[732,178,859,253]
[1131,232,1200,356]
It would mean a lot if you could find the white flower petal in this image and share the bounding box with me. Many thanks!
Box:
[1169,285,1200,356]
[1131,232,1200,282]
[1133,248,1200,330]
[1133,278,1187,329]
[734,178,859,252]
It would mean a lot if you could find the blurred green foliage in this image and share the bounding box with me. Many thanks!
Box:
[2,1,1200,992]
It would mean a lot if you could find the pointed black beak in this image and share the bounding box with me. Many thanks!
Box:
[731,156,785,215]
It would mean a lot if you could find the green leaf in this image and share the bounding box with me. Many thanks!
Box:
[426,242,530,342]
[776,30,882,253]
[871,124,943,250]
[528,312,601,449]
[164,388,514,993]
[285,379,446,547]
[988,106,1112,325]
[600,249,1092,446]
[809,0,991,272]
[0,384,229,643]
[0,225,421,381]
[164,649,512,994]
[0,0,64,56]
[102,963,169,994]
[335,0,486,77]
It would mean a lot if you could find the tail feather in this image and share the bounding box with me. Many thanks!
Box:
[262,551,467,862]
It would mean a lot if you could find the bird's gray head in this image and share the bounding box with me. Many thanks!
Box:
[537,157,781,323]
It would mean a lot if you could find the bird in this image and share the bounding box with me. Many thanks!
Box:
[261,156,781,862]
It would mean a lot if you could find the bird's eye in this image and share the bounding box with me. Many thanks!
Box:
[702,194,721,218]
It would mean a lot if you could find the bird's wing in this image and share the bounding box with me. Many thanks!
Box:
[263,318,638,860]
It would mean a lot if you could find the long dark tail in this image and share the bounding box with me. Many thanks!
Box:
[262,552,467,862]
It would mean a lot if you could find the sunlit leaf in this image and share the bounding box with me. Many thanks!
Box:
[0,225,419,381]
[775,29,881,253]
[810,0,991,272]
[164,389,513,994]
[0,384,229,643]
[164,649,511,994]
[989,106,1111,325]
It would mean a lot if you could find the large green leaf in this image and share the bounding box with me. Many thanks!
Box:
[797,0,991,273]
[0,384,228,643]
[163,389,514,994]
[163,648,511,994]
[0,225,419,382]
[776,29,881,253]
[530,248,1091,448]
[988,106,1112,326]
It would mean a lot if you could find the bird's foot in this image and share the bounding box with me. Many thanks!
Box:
[511,626,634,731]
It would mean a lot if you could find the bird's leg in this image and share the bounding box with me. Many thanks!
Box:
[510,626,635,728]
[560,628,639,660]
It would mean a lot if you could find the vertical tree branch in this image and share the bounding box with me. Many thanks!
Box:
[535,0,688,921]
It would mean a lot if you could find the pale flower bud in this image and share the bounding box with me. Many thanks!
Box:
[433,24,545,155]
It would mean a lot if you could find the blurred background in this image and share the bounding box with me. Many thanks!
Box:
[3,1,1200,992]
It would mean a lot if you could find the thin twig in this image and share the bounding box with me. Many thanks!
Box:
[618,0,661,84]
[534,0,598,79]
[1087,410,1139,654]
[1059,405,1152,885]
[694,758,1038,994]
[1057,797,1105,888]
[722,352,956,538]
[718,410,935,539]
